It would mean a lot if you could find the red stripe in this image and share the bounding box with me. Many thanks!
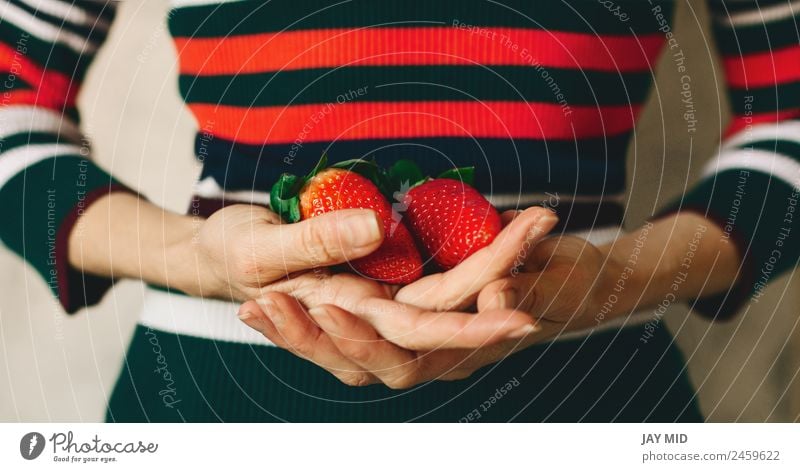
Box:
[188,101,639,144]
[723,45,800,88]
[726,109,800,137]
[0,43,76,107]
[174,27,664,76]
[0,90,72,113]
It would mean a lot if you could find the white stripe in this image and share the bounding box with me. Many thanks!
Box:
[137,286,651,345]
[0,143,86,187]
[19,0,111,31]
[169,0,245,8]
[704,148,800,188]
[193,176,271,204]
[720,121,800,151]
[138,288,274,346]
[0,106,82,142]
[485,192,624,208]
[0,1,97,54]
[570,225,622,247]
[715,0,799,26]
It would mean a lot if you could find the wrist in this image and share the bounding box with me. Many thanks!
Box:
[68,190,211,294]
[162,214,211,297]
[597,213,741,317]
[594,237,644,319]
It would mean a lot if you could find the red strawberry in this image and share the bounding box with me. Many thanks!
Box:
[402,175,501,270]
[271,156,423,284]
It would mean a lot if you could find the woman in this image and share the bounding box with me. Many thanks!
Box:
[1,0,797,421]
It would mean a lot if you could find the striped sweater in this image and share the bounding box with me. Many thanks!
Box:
[0,0,798,318]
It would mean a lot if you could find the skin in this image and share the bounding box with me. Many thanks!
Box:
[238,211,741,389]
[68,192,557,354]
[69,192,740,389]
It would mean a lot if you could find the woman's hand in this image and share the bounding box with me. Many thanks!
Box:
[236,206,559,386]
[394,207,558,311]
[236,212,742,389]
[67,192,386,302]
[238,292,541,388]
[257,206,558,311]
[236,234,613,389]
[476,235,619,336]
[185,204,387,301]
[479,211,743,338]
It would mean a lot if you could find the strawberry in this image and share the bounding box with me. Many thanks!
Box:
[270,156,423,284]
[397,164,502,270]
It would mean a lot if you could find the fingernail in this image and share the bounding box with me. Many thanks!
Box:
[238,311,267,333]
[342,212,382,248]
[498,288,517,309]
[507,323,541,339]
[534,214,558,228]
[260,300,284,328]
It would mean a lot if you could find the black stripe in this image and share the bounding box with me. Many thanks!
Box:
[0,131,78,154]
[169,0,675,37]
[550,200,624,232]
[707,0,794,15]
[73,0,117,17]
[180,66,653,107]
[739,138,800,161]
[0,22,91,77]
[712,15,800,55]
[0,73,32,93]
[729,81,800,114]
[195,133,630,195]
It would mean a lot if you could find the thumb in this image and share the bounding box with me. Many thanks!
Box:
[272,209,384,273]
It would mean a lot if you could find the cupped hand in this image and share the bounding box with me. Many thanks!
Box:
[238,292,539,388]
[394,206,558,311]
[239,234,623,389]
[235,206,561,387]
[231,236,612,388]
[185,204,385,301]
[476,234,624,337]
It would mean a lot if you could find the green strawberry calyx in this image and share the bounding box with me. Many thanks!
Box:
[386,159,475,199]
[269,154,476,223]
[270,153,385,223]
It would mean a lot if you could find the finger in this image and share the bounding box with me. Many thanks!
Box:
[271,209,384,273]
[395,206,558,311]
[500,209,522,226]
[477,272,586,322]
[309,304,423,390]
[349,297,540,351]
[525,235,591,272]
[242,294,379,386]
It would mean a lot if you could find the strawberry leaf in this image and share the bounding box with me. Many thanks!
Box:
[331,156,394,197]
[305,153,329,180]
[437,167,475,186]
[387,159,425,189]
[332,157,380,180]
[270,173,302,223]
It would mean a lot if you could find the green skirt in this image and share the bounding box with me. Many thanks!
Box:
[106,322,702,422]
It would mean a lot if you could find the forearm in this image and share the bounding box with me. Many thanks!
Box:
[67,192,201,293]
[598,212,741,317]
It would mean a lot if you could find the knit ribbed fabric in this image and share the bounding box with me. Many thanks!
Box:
[2,0,798,318]
[0,0,798,421]
[106,322,703,422]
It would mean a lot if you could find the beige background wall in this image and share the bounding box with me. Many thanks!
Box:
[0,0,798,421]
